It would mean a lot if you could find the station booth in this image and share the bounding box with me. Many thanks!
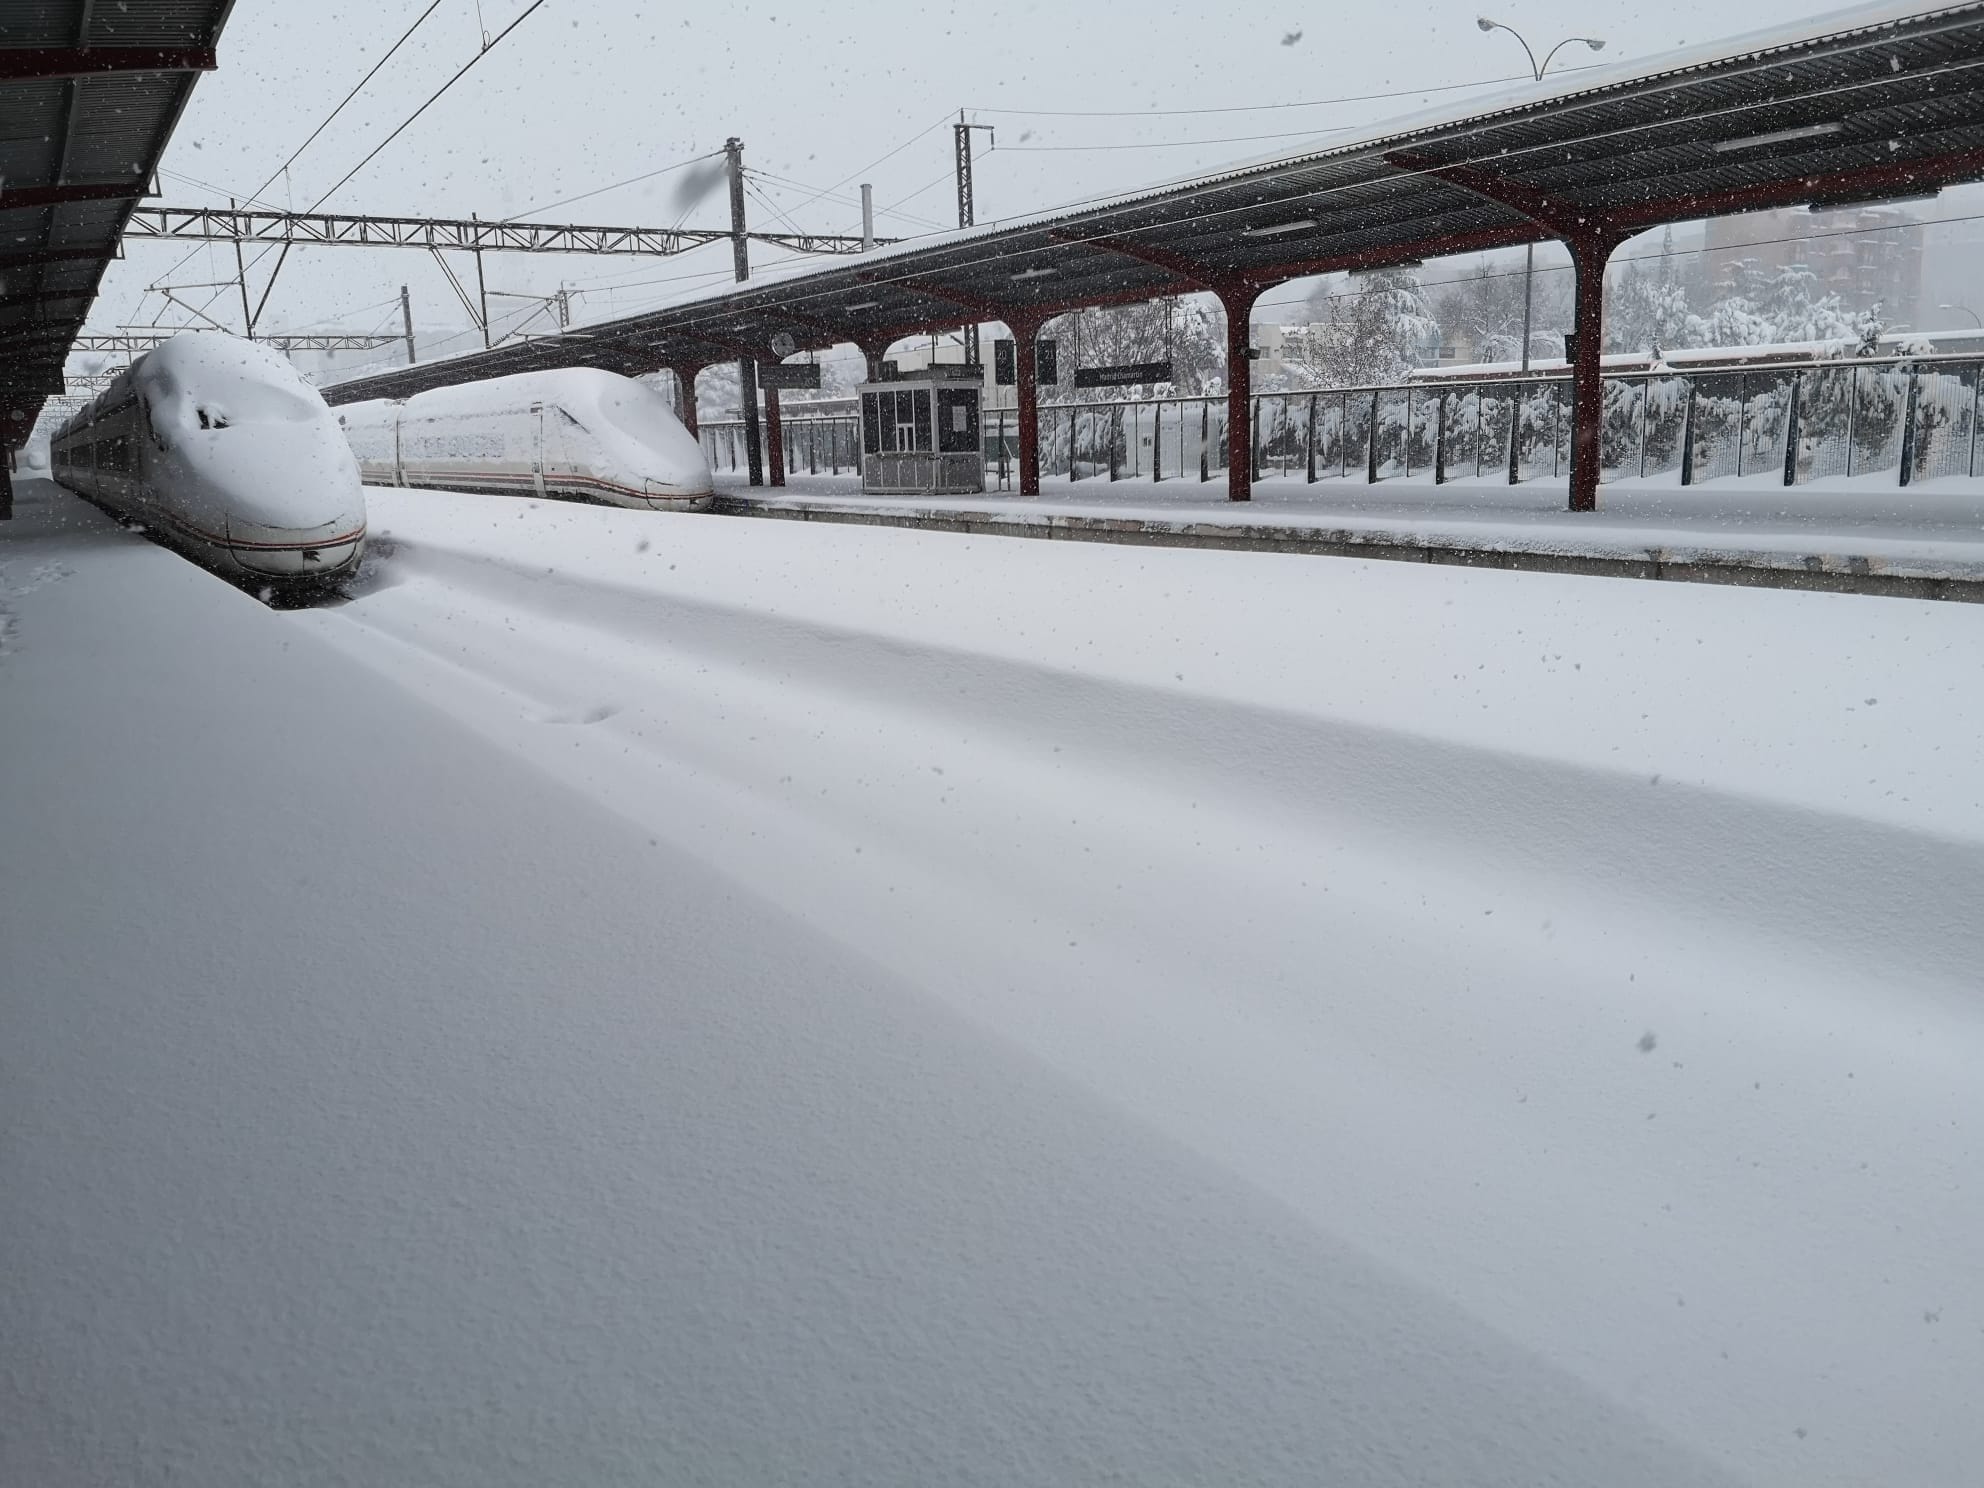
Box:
[857,365,983,496]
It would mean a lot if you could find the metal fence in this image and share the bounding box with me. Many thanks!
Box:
[701,352,1984,489]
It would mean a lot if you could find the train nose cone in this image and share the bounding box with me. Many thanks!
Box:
[209,424,368,576]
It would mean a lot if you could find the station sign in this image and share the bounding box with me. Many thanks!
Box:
[1073,360,1174,388]
[992,338,1059,386]
[756,362,823,390]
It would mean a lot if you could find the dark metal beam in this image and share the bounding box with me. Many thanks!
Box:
[0,180,145,211]
[0,245,113,268]
[0,45,217,81]
[0,288,91,311]
[1382,151,1588,237]
[1607,141,1984,232]
[1244,223,1543,284]
[1052,230,1240,291]
[0,373,72,395]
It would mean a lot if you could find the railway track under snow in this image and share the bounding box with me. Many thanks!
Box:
[294,486,1984,1487]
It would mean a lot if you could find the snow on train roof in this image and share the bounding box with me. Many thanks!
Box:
[60,333,325,433]
[134,332,328,395]
[344,365,662,416]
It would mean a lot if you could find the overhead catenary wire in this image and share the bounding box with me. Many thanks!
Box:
[504,150,725,222]
[742,178,810,240]
[764,112,956,224]
[744,168,949,232]
[962,66,1603,120]
[306,0,552,212]
[158,168,288,214]
[255,0,450,209]
[640,37,1984,344]
[141,2,451,312]
[998,126,1355,153]
[169,0,551,338]
[878,164,968,218]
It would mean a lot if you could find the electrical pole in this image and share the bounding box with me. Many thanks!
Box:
[726,136,763,486]
[953,113,995,365]
[471,213,491,348]
[1519,242,1534,373]
[231,198,254,340]
[401,285,416,365]
[860,184,875,251]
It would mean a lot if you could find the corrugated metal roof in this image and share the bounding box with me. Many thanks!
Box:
[323,1,1984,409]
[0,0,233,445]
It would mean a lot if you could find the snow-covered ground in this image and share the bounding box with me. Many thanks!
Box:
[720,469,1984,580]
[6,475,1984,1485]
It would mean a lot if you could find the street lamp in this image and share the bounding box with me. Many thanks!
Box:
[1939,302,1983,330]
[1477,18,1606,371]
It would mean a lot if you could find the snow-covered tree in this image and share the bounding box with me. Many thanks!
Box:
[1430,257,1573,366]
[1284,267,1440,387]
[1679,257,1857,349]
[1853,303,1886,357]
[1047,297,1223,402]
[1604,258,1691,356]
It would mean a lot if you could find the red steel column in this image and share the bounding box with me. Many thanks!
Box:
[1012,313,1045,497]
[857,338,893,382]
[670,365,703,439]
[1219,284,1262,502]
[1567,233,1620,513]
[764,383,786,487]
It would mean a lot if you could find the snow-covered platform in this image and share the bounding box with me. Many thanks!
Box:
[7,476,1984,1486]
[718,471,1984,601]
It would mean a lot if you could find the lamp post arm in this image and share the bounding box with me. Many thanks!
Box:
[1538,37,1602,76]
[1511,30,1541,79]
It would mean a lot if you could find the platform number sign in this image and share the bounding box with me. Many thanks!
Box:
[992,338,1059,386]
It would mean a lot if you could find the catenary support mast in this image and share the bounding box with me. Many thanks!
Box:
[726,137,763,487]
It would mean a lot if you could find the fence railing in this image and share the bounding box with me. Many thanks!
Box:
[699,352,1984,490]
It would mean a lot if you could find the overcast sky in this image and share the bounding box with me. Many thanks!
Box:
[92,0,1877,367]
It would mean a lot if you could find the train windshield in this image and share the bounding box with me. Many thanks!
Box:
[592,383,682,444]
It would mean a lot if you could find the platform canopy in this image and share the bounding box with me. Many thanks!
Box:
[0,0,231,446]
[324,2,1984,412]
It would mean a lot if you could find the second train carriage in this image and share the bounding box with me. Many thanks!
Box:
[338,368,714,511]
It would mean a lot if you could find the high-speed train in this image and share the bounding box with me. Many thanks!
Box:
[335,367,713,510]
[51,333,367,583]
